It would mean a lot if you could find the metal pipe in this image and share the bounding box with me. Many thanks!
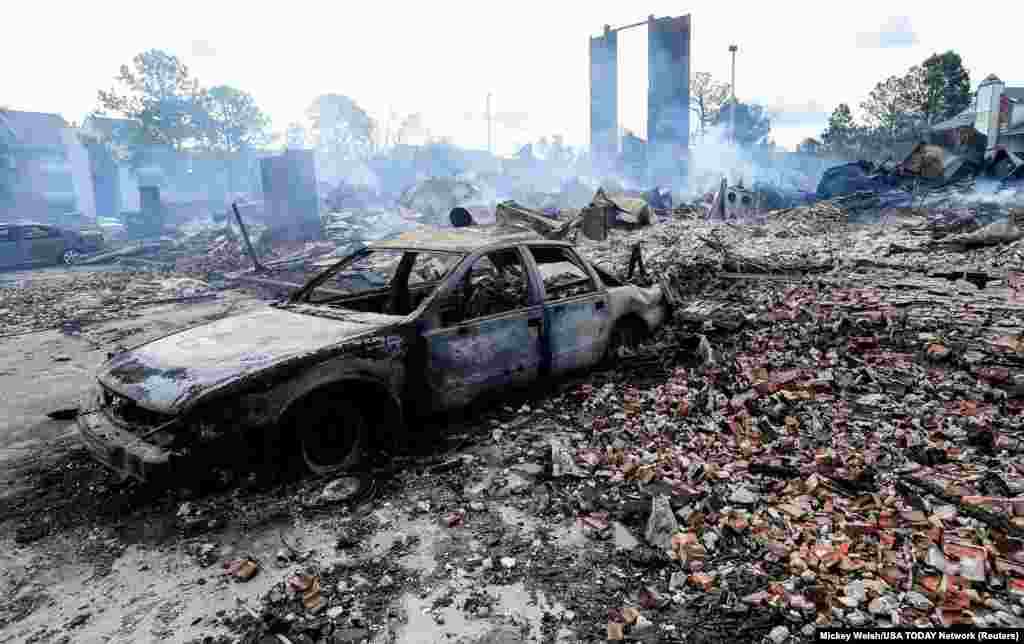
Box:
[611,19,650,33]
[232,202,268,274]
[596,17,655,36]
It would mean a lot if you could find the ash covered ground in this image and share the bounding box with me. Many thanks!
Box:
[2,195,1024,644]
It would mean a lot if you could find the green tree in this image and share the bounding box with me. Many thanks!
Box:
[716,101,771,146]
[307,94,376,162]
[690,72,731,139]
[859,74,920,140]
[196,85,272,153]
[858,52,970,147]
[821,103,862,155]
[97,50,205,151]
[894,53,972,128]
[922,51,972,122]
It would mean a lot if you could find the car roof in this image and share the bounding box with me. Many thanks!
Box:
[368,225,548,253]
[0,221,51,228]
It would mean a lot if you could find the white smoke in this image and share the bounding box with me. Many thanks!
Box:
[682,125,843,201]
[921,177,1024,209]
[686,126,758,197]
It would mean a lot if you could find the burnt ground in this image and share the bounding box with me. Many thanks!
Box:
[0,372,633,644]
[3,252,1024,643]
[0,361,623,642]
[0,273,724,644]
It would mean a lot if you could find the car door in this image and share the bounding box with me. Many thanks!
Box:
[22,225,62,265]
[421,247,543,411]
[525,245,611,376]
[0,226,23,268]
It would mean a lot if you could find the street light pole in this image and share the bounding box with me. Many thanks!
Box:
[728,45,738,143]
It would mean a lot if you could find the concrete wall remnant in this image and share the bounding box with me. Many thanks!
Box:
[260,149,322,241]
[647,14,691,188]
[590,26,619,172]
[588,15,691,186]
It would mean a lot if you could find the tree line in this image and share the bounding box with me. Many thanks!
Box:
[807,50,972,160]
[93,50,778,163]
[94,50,271,157]
[689,71,773,148]
[91,49,432,166]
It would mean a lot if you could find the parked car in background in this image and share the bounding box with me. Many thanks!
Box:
[0,222,104,268]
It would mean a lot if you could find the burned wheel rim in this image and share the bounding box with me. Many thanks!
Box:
[300,400,366,475]
[606,320,644,362]
[62,249,80,266]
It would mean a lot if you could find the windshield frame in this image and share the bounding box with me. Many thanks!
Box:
[289,246,467,305]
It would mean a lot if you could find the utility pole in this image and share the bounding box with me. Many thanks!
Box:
[486,92,493,155]
[728,45,738,144]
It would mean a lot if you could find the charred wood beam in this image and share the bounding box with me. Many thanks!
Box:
[898,475,1024,539]
[748,462,802,478]
[627,243,648,281]
[233,202,269,274]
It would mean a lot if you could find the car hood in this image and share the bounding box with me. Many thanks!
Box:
[98,306,402,414]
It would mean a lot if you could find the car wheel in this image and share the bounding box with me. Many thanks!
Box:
[61,249,81,266]
[604,318,646,363]
[299,398,367,475]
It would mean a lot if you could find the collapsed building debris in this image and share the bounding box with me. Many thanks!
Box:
[815,136,1024,210]
[708,178,761,221]
[590,188,653,227]
[493,200,581,240]
[203,193,1024,640]
[398,177,485,225]
[0,271,220,336]
[9,96,1024,643]
[7,174,1024,642]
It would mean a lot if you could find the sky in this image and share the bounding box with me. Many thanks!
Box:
[4,1,1022,154]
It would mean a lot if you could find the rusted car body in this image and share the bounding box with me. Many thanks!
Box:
[77,225,667,482]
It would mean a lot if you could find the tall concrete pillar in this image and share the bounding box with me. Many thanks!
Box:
[647,14,691,188]
[589,25,618,172]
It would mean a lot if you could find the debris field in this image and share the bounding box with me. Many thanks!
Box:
[2,197,1024,644]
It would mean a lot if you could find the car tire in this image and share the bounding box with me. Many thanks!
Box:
[61,248,81,266]
[299,398,367,475]
[604,318,646,364]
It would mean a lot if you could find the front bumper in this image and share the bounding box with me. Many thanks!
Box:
[76,385,172,483]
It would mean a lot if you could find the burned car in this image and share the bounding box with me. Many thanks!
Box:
[77,226,668,482]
